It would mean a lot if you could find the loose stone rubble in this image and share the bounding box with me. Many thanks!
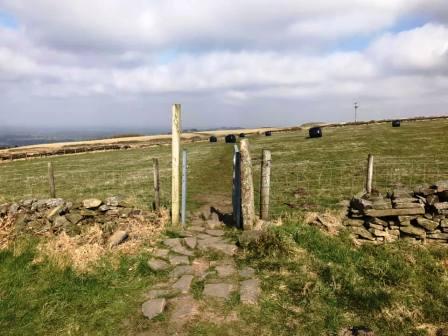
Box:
[345,180,448,245]
[0,196,164,250]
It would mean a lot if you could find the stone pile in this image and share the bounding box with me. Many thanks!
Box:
[0,196,158,245]
[345,181,448,244]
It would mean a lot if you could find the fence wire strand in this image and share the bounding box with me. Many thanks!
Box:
[252,155,448,217]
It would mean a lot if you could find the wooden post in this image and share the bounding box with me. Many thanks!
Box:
[48,162,56,198]
[260,149,271,220]
[240,139,255,230]
[366,154,374,194]
[153,158,160,211]
[171,104,181,226]
[181,150,188,226]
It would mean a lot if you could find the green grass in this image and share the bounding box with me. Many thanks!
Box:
[1,119,447,216]
[1,119,448,335]
[248,120,448,215]
[0,240,167,336]
[233,221,448,335]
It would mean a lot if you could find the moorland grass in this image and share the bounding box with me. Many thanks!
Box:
[1,119,447,215]
[0,240,167,336]
[1,119,448,335]
[235,221,448,335]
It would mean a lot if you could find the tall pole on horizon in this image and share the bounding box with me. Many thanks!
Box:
[354,102,359,123]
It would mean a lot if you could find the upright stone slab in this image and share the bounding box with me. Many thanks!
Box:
[240,139,256,230]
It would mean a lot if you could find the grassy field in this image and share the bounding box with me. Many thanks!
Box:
[1,119,448,335]
[233,222,448,336]
[0,239,168,335]
[1,119,448,215]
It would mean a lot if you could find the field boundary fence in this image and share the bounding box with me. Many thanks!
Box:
[2,144,448,221]
[0,147,204,214]
[250,151,448,218]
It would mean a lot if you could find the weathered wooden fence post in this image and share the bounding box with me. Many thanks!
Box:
[48,162,56,198]
[366,154,374,194]
[240,139,255,230]
[232,145,242,229]
[260,149,271,220]
[171,104,181,226]
[181,149,188,226]
[153,158,160,211]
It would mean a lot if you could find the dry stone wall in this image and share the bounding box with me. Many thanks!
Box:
[345,180,448,245]
[0,196,160,248]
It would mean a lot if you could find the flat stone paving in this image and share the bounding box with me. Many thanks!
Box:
[169,255,190,266]
[203,283,235,299]
[141,215,261,323]
[172,274,194,294]
[141,298,166,319]
[147,259,169,271]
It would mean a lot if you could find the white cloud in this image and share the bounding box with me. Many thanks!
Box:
[0,0,448,127]
[368,24,448,73]
[0,0,419,51]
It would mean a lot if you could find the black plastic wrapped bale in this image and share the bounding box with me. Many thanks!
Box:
[392,120,401,127]
[239,133,246,138]
[265,131,272,136]
[209,136,218,143]
[309,127,322,138]
[225,134,237,143]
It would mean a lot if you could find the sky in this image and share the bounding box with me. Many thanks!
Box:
[0,0,448,131]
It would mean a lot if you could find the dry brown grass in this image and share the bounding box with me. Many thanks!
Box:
[380,303,423,325]
[34,208,169,273]
[0,215,16,249]
[303,209,345,235]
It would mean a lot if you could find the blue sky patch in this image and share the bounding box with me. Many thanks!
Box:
[156,49,179,65]
[332,15,428,53]
[390,15,428,33]
[0,10,18,29]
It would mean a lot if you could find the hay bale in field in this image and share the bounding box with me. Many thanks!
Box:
[209,136,218,143]
[309,127,322,138]
[392,120,401,127]
[225,134,236,143]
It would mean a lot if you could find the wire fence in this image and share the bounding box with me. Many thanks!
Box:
[0,146,215,211]
[1,147,448,219]
[252,154,448,218]
[0,154,173,209]
[0,168,172,210]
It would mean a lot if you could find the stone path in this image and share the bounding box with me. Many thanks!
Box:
[140,212,261,326]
